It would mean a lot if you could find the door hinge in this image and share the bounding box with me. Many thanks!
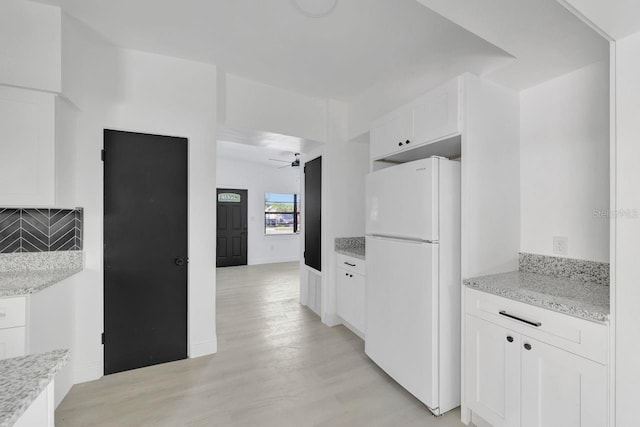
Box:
[101,149,105,162]
[303,166,306,173]
[101,332,105,345]
[303,251,306,259]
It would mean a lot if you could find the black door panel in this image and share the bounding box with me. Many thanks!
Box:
[103,129,188,375]
[304,157,322,271]
[216,189,248,267]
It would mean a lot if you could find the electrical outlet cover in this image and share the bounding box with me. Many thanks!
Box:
[553,236,568,255]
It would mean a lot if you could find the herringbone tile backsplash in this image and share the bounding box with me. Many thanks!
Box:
[0,208,83,253]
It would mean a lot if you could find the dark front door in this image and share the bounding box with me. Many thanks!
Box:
[103,129,188,375]
[216,188,248,267]
[304,156,322,271]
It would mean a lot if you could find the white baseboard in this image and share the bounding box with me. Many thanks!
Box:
[339,319,365,340]
[189,337,218,358]
[248,256,300,266]
[74,361,102,384]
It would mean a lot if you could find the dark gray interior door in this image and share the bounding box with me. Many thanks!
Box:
[103,129,188,375]
[304,156,322,271]
[216,188,248,267]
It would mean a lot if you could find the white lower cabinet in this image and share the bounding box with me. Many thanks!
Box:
[464,289,609,427]
[465,315,521,427]
[0,296,27,360]
[336,254,366,336]
[520,337,607,427]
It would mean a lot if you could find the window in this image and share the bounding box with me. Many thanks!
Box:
[265,193,301,235]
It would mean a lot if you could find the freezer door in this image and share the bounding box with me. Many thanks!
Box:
[365,235,439,409]
[365,158,439,241]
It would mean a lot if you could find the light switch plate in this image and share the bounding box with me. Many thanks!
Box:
[553,236,568,255]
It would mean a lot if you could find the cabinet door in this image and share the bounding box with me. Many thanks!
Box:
[370,107,410,160]
[0,86,55,206]
[465,315,521,427]
[351,273,366,333]
[521,338,608,427]
[411,77,461,146]
[0,327,26,360]
[336,267,354,324]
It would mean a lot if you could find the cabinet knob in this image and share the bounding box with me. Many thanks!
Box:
[398,142,403,146]
[524,343,532,351]
[345,273,349,276]
[406,140,411,144]
[506,336,514,343]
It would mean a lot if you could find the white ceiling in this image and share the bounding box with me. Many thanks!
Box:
[416,0,609,89]
[217,140,300,168]
[32,0,608,99]
[33,0,515,100]
[217,125,323,154]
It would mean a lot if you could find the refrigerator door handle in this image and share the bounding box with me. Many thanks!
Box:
[368,233,438,244]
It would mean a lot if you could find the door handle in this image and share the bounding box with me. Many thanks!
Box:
[175,257,186,266]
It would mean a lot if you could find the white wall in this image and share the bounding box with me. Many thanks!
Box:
[520,61,609,262]
[61,15,218,381]
[614,31,640,427]
[302,100,369,326]
[222,73,328,143]
[216,157,301,265]
[0,0,61,93]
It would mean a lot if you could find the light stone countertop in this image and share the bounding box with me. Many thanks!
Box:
[464,271,610,323]
[335,237,365,260]
[0,251,83,297]
[0,268,83,297]
[0,350,70,427]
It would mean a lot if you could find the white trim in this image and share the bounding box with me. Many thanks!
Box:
[608,40,617,427]
[248,256,300,266]
[189,337,218,358]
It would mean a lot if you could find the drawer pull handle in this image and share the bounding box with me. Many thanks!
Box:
[499,310,542,327]
[344,262,356,267]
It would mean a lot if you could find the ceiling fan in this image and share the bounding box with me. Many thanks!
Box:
[269,153,300,168]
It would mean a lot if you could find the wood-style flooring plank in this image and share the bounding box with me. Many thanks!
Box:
[55,262,466,426]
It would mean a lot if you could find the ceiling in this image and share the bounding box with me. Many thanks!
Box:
[33,0,516,100]
[216,139,300,168]
[217,125,323,154]
[32,0,608,100]
[416,0,609,89]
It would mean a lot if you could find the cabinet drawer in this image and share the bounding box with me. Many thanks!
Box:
[0,297,26,329]
[0,327,26,360]
[465,288,608,364]
[336,254,366,275]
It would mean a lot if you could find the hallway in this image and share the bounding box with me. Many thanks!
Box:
[56,262,464,426]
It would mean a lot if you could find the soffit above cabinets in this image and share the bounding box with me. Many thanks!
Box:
[415,0,609,90]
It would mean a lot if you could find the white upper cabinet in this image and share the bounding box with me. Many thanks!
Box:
[0,86,56,206]
[370,77,461,161]
[370,106,411,160]
[411,77,461,146]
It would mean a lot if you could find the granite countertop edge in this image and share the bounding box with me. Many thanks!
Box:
[0,350,70,427]
[335,248,366,260]
[464,273,609,323]
[0,267,83,298]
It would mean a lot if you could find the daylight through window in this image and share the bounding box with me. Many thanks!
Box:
[264,193,301,235]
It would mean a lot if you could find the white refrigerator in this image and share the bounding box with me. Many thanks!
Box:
[365,156,461,416]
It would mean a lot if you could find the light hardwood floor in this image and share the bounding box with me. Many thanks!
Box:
[56,262,466,426]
